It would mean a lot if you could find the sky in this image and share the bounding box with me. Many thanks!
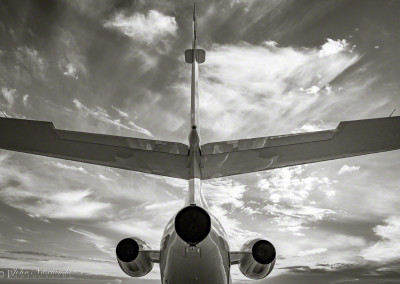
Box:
[0,0,400,283]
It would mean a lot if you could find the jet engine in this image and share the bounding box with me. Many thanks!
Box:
[175,205,211,245]
[116,237,154,277]
[239,238,276,280]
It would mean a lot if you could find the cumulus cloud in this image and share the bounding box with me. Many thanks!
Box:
[256,166,335,235]
[257,166,333,204]
[104,10,177,46]
[292,122,326,133]
[338,165,360,175]
[59,61,79,79]
[1,87,17,106]
[204,178,247,209]
[362,216,400,262]
[203,178,260,248]
[264,40,278,47]
[319,39,350,57]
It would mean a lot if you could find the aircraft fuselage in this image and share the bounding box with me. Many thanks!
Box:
[159,207,231,283]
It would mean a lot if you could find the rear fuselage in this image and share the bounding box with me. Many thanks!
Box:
[159,206,231,284]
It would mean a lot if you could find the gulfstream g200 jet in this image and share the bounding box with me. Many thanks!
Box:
[1,4,400,284]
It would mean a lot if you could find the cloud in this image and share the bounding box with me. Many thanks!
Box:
[59,61,79,79]
[15,46,47,80]
[32,189,111,219]
[338,165,360,175]
[0,182,110,220]
[14,238,30,243]
[15,226,33,234]
[298,247,327,256]
[104,220,163,246]
[56,29,88,80]
[48,161,88,174]
[0,88,30,109]
[72,99,152,136]
[112,106,129,118]
[292,122,326,133]
[255,166,335,236]
[264,203,334,235]
[104,10,177,46]
[69,227,113,255]
[204,178,247,209]
[264,40,278,47]
[22,94,29,107]
[4,250,114,263]
[175,38,359,142]
[257,166,333,204]
[304,85,321,95]
[362,216,400,262]
[1,87,17,106]
[330,234,366,248]
[319,39,350,57]
[1,2,399,281]
[203,178,261,248]
[98,174,112,181]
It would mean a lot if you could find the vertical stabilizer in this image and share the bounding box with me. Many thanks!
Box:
[190,3,199,129]
[193,2,197,50]
[185,3,206,129]
[186,3,207,208]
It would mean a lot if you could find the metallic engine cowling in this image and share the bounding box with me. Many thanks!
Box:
[116,237,154,277]
[239,238,276,280]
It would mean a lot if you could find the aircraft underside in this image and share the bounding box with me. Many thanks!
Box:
[116,204,276,283]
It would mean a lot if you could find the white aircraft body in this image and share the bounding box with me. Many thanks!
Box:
[1,4,400,284]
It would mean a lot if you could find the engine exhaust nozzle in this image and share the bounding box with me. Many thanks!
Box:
[175,205,211,245]
[116,238,139,263]
[252,240,276,265]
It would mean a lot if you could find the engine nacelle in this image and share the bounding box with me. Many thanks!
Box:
[175,205,211,245]
[116,237,154,277]
[239,238,276,280]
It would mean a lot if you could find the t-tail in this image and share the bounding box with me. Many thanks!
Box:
[185,3,207,207]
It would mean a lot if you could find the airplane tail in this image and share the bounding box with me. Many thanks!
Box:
[185,3,205,129]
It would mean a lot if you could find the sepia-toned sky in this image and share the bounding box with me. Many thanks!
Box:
[1,0,400,283]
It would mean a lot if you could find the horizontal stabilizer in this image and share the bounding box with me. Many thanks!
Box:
[0,118,190,179]
[200,116,400,179]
